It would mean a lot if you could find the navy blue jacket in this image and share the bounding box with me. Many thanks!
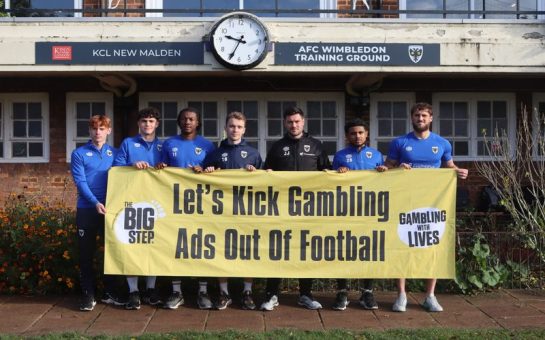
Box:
[204,139,262,170]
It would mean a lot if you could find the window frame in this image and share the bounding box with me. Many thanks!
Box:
[433,92,516,161]
[145,0,336,18]
[0,93,50,163]
[5,0,82,17]
[138,92,344,159]
[66,92,114,163]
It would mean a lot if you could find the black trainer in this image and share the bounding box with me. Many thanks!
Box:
[332,290,349,311]
[241,290,256,310]
[142,288,162,306]
[126,291,141,310]
[214,292,232,310]
[359,290,378,310]
[197,292,213,310]
[79,294,96,311]
[101,292,126,306]
[163,291,184,309]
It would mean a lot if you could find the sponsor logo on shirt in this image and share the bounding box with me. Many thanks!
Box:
[134,143,141,148]
[222,152,228,162]
[283,146,290,156]
[172,147,178,157]
[86,152,93,157]
[345,154,353,162]
[405,146,413,152]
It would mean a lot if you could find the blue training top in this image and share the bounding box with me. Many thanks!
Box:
[113,135,163,167]
[161,135,215,167]
[387,132,452,168]
[203,139,262,170]
[71,141,117,208]
[332,145,383,170]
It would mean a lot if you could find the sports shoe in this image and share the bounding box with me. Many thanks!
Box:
[141,288,162,306]
[101,292,126,306]
[332,291,349,311]
[422,295,443,312]
[197,292,213,310]
[79,294,96,311]
[260,294,279,311]
[298,294,323,310]
[359,290,378,310]
[125,291,141,310]
[163,291,184,309]
[214,292,232,310]
[392,293,407,312]
[241,290,256,310]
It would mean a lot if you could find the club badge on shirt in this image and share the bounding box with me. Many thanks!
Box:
[241,150,247,159]
[157,144,162,152]
[366,151,373,159]
[195,147,202,155]
[304,145,310,152]
[432,146,439,154]
[106,150,113,157]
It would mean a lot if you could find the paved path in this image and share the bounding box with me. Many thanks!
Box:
[1,290,545,336]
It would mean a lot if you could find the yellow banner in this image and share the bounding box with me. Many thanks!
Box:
[105,167,457,278]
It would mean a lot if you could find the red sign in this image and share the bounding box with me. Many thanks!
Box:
[51,46,73,61]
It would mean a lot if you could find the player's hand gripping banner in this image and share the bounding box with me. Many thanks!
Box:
[105,167,457,278]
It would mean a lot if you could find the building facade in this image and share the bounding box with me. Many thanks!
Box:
[1,0,544,207]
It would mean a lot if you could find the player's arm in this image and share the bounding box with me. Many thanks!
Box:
[70,151,101,211]
[443,159,468,179]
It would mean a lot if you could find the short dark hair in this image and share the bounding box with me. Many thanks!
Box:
[344,118,369,134]
[283,106,305,120]
[411,102,433,116]
[137,107,160,121]
[177,107,201,129]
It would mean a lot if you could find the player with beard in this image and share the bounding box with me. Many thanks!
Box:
[385,102,468,313]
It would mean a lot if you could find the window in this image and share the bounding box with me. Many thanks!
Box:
[533,93,545,157]
[139,93,344,159]
[399,0,541,19]
[146,0,334,18]
[66,93,114,162]
[6,0,82,17]
[0,93,49,163]
[433,93,515,160]
[370,93,414,155]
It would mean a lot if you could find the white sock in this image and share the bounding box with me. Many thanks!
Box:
[172,281,181,293]
[199,281,208,293]
[146,276,156,290]
[243,281,252,292]
[427,293,435,297]
[219,282,229,295]
[127,276,139,293]
[399,292,407,298]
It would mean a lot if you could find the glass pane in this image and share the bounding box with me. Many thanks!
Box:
[455,120,468,136]
[278,0,320,17]
[12,142,27,157]
[495,118,508,132]
[493,101,507,118]
[308,119,321,135]
[76,102,90,119]
[187,102,203,114]
[28,103,41,119]
[164,123,178,137]
[393,120,406,136]
[77,121,88,137]
[378,120,391,136]
[244,101,258,118]
[13,103,26,119]
[92,102,106,116]
[28,0,75,17]
[322,141,337,157]
[203,122,217,137]
[268,121,281,136]
[227,101,242,113]
[29,143,43,157]
[440,102,453,119]
[454,102,468,118]
[323,119,336,137]
[0,142,3,158]
[267,102,281,118]
[245,120,258,138]
[477,140,489,156]
[440,122,453,136]
[393,102,407,118]
[163,0,201,17]
[28,121,42,137]
[203,102,218,118]
[477,120,491,136]
[377,102,391,119]
[13,121,27,137]
[477,101,491,118]
[164,102,178,118]
[307,101,321,118]
[454,141,469,156]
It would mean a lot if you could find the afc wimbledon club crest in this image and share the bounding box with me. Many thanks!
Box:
[408,45,423,64]
[432,146,439,154]
[195,147,202,155]
[241,150,248,159]
[113,200,166,245]
[366,151,373,159]
[304,145,310,152]
[397,207,446,248]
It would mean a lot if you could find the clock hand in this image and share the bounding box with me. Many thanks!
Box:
[228,35,246,60]
[225,35,244,42]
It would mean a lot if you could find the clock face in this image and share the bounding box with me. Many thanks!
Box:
[210,12,269,70]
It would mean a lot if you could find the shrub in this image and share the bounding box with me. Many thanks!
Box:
[0,194,79,294]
